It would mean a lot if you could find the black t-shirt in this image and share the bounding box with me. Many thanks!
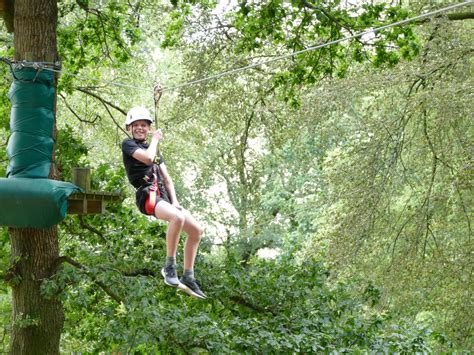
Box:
[122,138,165,188]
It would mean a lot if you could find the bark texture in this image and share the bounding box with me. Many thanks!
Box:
[9,227,64,354]
[13,0,57,61]
[10,0,62,354]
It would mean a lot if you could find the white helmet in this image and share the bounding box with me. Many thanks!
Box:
[125,106,153,126]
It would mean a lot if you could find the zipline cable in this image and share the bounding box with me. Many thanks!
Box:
[45,67,150,90]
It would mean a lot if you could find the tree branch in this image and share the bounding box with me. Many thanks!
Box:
[421,110,439,255]
[229,295,277,316]
[75,0,89,11]
[75,87,130,138]
[54,256,122,304]
[447,12,474,21]
[76,87,127,115]
[121,268,156,277]
[77,216,108,243]
[59,93,101,124]
[418,11,474,23]
[100,99,131,139]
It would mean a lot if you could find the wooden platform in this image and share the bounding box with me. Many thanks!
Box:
[67,167,122,215]
[68,191,122,214]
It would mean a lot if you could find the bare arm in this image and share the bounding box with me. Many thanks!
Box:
[131,130,163,165]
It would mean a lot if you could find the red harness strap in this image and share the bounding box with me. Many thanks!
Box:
[145,165,161,215]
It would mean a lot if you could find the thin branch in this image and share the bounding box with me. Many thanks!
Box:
[121,268,156,277]
[447,12,474,21]
[420,110,439,256]
[215,16,234,42]
[416,11,474,23]
[60,223,158,278]
[96,12,113,61]
[101,99,131,139]
[389,215,412,269]
[54,255,122,304]
[75,87,130,138]
[453,175,472,242]
[76,87,127,115]
[59,93,100,124]
[77,216,108,243]
[76,0,89,11]
[229,295,277,316]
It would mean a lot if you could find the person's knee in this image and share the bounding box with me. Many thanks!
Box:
[196,224,204,237]
[194,224,204,240]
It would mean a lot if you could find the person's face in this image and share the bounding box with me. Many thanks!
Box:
[130,120,151,141]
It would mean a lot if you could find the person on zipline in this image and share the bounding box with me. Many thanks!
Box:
[121,106,206,299]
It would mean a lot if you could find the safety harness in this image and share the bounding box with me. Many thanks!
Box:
[144,164,160,215]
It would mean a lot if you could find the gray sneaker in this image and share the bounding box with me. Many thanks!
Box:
[179,277,207,299]
[161,265,180,287]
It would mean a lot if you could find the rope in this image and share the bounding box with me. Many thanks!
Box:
[153,84,163,126]
[152,83,164,158]
[2,1,472,92]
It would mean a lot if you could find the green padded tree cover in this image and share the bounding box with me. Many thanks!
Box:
[0,68,81,228]
[7,68,55,178]
[0,178,81,228]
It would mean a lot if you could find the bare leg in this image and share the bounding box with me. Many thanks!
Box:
[181,210,204,270]
[154,200,185,258]
[176,210,207,299]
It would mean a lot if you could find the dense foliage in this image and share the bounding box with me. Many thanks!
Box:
[0,0,472,352]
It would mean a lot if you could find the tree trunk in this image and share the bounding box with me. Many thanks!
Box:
[9,227,64,354]
[9,0,62,354]
[13,0,57,62]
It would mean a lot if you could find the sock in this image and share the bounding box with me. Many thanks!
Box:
[165,256,176,267]
[183,269,194,280]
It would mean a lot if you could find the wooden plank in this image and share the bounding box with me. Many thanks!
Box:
[67,200,86,214]
[67,199,105,215]
[72,167,91,191]
[69,191,121,202]
[86,200,104,214]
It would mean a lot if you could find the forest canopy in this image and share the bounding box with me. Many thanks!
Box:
[0,0,472,352]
